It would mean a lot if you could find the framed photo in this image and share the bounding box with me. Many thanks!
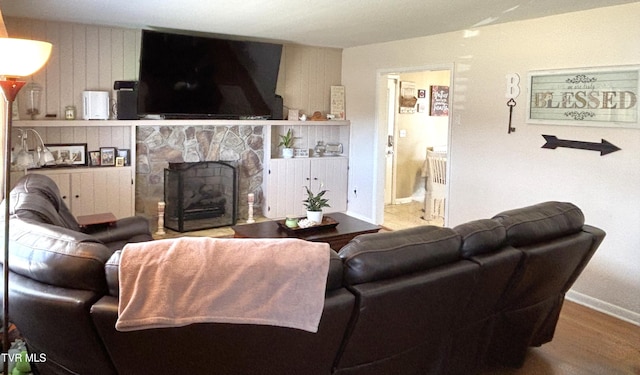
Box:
[89,150,101,166]
[117,149,130,166]
[100,147,116,166]
[45,143,87,166]
[115,157,125,167]
[418,89,426,99]
[527,65,639,128]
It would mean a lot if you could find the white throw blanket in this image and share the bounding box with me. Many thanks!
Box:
[116,237,330,333]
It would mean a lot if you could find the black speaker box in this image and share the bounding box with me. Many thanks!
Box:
[116,90,138,120]
[272,95,283,120]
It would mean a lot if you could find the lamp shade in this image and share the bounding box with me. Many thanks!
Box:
[0,37,52,77]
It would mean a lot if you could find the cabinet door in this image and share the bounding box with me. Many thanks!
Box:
[19,171,72,210]
[71,171,96,217]
[46,173,72,209]
[267,159,310,218]
[93,168,134,218]
[310,158,348,213]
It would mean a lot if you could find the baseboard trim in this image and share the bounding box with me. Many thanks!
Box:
[566,290,640,326]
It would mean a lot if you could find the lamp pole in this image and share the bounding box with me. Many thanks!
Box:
[1,77,25,375]
[0,33,52,373]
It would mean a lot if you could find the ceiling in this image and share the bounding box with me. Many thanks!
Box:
[1,0,638,48]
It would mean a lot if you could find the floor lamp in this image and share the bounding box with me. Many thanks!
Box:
[0,37,52,373]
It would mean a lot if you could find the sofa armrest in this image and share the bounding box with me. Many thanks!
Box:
[86,216,152,248]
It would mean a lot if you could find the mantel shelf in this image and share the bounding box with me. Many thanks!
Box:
[14,119,350,127]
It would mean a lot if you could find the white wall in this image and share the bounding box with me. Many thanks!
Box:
[343,3,640,324]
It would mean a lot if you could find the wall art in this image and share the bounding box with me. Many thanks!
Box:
[430,86,449,116]
[527,65,639,128]
[399,81,417,114]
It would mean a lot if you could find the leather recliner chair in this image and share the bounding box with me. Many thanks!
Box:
[1,173,153,374]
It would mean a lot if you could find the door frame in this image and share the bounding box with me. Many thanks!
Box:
[373,63,454,225]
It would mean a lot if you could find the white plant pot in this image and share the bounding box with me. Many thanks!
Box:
[306,210,324,224]
[282,148,294,158]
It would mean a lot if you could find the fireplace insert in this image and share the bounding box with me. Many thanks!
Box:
[164,161,238,232]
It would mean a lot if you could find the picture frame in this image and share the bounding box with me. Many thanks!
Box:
[115,157,125,167]
[45,143,87,166]
[430,86,449,116]
[399,81,417,114]
[117,149,130,166]
[100,147,116,166]
[89,150,101,166]
[527,65,640,128]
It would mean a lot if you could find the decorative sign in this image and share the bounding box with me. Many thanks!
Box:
[399,81,417,114]
[541,135,621,156]
[528,66,639,128]
[330,85,345,120]
[430,86,449,116]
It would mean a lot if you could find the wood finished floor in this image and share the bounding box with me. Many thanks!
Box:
[482,301,640,375]
[153,203,640,374]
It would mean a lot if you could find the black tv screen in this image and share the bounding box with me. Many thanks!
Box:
[138,30,283,119]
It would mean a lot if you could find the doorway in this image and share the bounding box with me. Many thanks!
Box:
[379,66,452,230]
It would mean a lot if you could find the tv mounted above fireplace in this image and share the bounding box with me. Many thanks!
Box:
[137,30,283,120]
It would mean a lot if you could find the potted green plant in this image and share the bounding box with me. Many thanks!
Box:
[303,185,330,223]
[278,128,296,158]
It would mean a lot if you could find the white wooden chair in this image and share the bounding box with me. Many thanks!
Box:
[424,149,447,219]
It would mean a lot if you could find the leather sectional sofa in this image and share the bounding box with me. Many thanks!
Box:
[2,175,605,375]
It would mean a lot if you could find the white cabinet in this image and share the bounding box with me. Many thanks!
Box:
[266,157,348,218]
[11,121,136,219]
[12,167,134,219]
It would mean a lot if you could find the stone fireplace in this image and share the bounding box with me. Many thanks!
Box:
[136,124,264,223]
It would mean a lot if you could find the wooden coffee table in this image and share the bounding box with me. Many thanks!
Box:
[231,212,380,250]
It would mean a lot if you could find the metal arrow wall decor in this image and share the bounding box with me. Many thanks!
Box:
[541,135,621,156]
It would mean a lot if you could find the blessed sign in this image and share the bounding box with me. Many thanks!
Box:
[528,66,639,128]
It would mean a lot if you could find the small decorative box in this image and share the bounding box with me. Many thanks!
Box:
[294,148,309,157]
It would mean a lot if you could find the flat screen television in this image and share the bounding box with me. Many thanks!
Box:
[137,30,283,119]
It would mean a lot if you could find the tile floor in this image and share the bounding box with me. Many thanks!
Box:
[152,200,442,240]
[382,200,444,231]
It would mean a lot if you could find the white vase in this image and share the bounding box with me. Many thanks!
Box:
[306,210,323,224]
[282,148,294,158]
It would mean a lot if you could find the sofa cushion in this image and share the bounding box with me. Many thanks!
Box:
[492,201,584,247]
[7,218,113,293]
[338,226,461,285]
[453,219,506,258]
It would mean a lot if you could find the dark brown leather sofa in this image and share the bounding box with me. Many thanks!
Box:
[1,174,153,374]
[2,188,604,375]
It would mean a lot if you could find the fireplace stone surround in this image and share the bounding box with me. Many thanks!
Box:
[136,124,264,223]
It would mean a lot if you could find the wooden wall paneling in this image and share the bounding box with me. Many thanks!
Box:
[58,24,74,116]
[110,28,125,86]
[122,29,141,81]
[98,28,113,91]
[45,22,61,117]
[110,126,126,149]
[85,26,100,90]
[86,127,100,151]
[60,127,74,144]
[42,127,61,144]
[307,46,320,113]
[72,24,87,110]
[72,126,87,145]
